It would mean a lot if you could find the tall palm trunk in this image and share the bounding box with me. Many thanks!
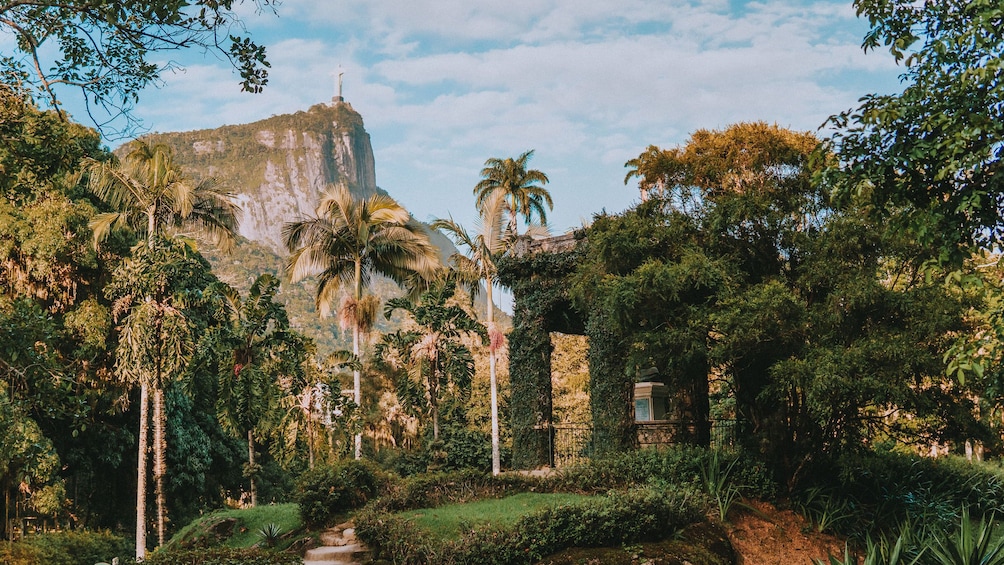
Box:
[430,360,441,441]
[432,395,440,441]
[153,386,166,547]
[135,383,149,561]
[487,283,500,476]
[353,259,363,460]
[307,406,315,469]
[153,309,168,548]
[247,430,257,507]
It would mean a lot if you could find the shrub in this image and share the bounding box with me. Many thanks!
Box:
[0,541,43,565]
[442,428,492,472]
[295,459,383,528]
[928,507,1004,565]
[144,547,301,565]
[794,451,1004,541]
[12,530,132,565]
[373,447,429,477]
[356,486,703,565]
[553,446,776,499]
[371,469,542,513]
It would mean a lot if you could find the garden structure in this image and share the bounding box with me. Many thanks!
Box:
[497,233,712,470]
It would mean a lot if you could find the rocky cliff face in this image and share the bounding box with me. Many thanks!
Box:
[144,101,378,253]
[137,100,470,354]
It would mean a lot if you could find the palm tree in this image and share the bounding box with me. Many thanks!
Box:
[473,149,552,238]
[377,280,486,440]
[284,184,440,459]
[276,350,356,468]
[86,140,240,251]
[205,274,303,507]
[431,192,507,474]
[85,140,239,559]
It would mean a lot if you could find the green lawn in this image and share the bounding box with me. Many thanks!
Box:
[165,503,301,550]
[397,492,594,541]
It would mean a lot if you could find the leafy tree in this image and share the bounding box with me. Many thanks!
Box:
[624,144,683,204]
[606,123,975,485]
[376,280,486,440]
[284,184,440,459]
[85,140,240,253]
[90,140,238,557]
[0,300,64,538]
[274,349,356,469]
[432,191,508,474]
[0,84,103,204]
[824,0,1004,264]
[0,94,133,536]
[473,150,553,238]
[0,85,113,312]
[104,237,216,555]
[202,274,306,506]
[0,0,273,135]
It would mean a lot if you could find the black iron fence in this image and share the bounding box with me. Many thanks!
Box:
[549,419,737,468]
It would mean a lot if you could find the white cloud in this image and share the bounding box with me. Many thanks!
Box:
[82,0,902,237]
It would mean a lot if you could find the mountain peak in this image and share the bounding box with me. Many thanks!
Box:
[141,101,378,254]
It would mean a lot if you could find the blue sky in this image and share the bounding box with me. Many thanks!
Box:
[28,0,904,238]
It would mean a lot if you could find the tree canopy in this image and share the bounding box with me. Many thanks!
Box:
[474,150,552,238]
[824,0,1004,264]
[584,123,981,485]
[0,0,273,135]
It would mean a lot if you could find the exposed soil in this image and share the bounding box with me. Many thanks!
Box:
[535,500,850,565]
[536,521,736,565]
[725,500,849,565]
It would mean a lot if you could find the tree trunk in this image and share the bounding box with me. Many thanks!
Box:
[432,403,439,441]
[135,383,149,561]
[247,430,257,508]
[352,324,362,459]
[353,260,363,460]
[431,368,440,441]
[488,283,501,476]
[153,386,166,548]
[307,414,315,470]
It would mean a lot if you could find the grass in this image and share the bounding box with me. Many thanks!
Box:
[165,503,301,550]
[396,492,594,541]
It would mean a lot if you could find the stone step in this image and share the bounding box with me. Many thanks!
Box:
[303,543,368,564]
[319,526,355,546]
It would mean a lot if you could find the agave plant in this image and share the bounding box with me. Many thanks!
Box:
[258,523,283,548]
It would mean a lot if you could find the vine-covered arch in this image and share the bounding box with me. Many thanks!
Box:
[498,233,641,469]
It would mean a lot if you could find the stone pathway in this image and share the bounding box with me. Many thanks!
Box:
[303,522,369,565]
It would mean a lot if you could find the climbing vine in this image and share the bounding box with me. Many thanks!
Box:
[498,241,585,469]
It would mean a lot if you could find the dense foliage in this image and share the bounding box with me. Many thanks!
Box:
[143,547,301,565]
[797,451,1004,540]
[825,0,1004,263]
[356,487,702,565]
[0,0,274,135]
[294,459,384,528]
[568,122,980,486]
[0,89,136,538]
[1,530,132,565]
